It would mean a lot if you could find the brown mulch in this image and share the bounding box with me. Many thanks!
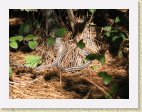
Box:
[9,50,128,99]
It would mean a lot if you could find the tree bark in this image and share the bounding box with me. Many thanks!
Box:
[42,9,62,36]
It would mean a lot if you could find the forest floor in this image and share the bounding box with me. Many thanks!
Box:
[9,10,129,98]
[9,49,128,99]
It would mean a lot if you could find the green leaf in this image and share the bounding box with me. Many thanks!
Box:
[55,28,67,37]
[103,75,112,85]
[28,41,38,49]
[110,83,119,94]
[77,39,85,49]
[24,24,31,34]
[82,58,88,64]
[10,36,23,42]
[97,54,105,65]
[98,72,106,77]
[111,29,119,33]
[47,37,55,46]
[98,72,112,85]
[86,53,105,65]
[105,32,111,37]
[86,53,97,60]
[103,26,112,32]
[112,32,126,42]
[19,24,25,35]
[115,16,120,23]
[91,65,98,71]
[24,34,36,41]
[119,32,126,40]
[9,67,12,78]
[112,36,120,42]
[19,23,31,35]
[89,9,96,14]
[118,50,123,59]
[25,55,42,68]
[9,41,18,49]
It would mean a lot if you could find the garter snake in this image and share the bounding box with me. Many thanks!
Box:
[57,47,91,72]
[36,38,92,72]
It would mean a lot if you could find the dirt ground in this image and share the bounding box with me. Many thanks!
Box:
[9,49,128,99]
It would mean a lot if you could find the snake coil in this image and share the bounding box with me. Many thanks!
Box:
[35,38,92,72]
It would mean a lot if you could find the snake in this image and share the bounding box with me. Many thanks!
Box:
[35,38,92,72]
[56,47,91,72]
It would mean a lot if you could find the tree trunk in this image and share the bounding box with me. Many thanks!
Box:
[42,9,62,36]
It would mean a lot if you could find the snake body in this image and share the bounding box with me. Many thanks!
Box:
[57,47,91,72]
[35,38,92,72]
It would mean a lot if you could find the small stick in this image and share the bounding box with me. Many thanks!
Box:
[59,69,62,85]
[83,88,92,99]
[124,63,128,69]
[83,77,112,99]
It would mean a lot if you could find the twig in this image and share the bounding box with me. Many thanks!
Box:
[82,77,112,99]
[9,76,43,86]
[83,88,92,99]
[9,84,29,98]
[124,63,128,69]
[59,70,62,85]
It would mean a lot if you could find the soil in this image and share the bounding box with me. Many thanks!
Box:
[9,50,128,99]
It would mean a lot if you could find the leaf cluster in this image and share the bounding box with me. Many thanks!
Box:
[86,53,105,65]
[98,72,112,85]
[9,34,38,50]
[24,55,42,68]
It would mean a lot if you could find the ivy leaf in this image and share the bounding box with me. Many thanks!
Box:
[89,9,96,14]
[24,34,36,41]
[115,16,121,23]
[111,29,119,33]
[98,72,106,77]
[98,72,112,85]
[25,55,42,68]
[112,36,120,42]
[86,53,105,65]
[103,75,112,85]
[112,32,126,42]
[28,40,38,49]
[47,37,55,46]
[77,39,85,49]
[10,36,23,42]
[103,26,112,32]
[119,32,126,40]
[105,32,111,37]
[97,54,105,65]
[86,53,97,60]
[110,83,119,94]
[55,28,67,37]
[9,41,18,49]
